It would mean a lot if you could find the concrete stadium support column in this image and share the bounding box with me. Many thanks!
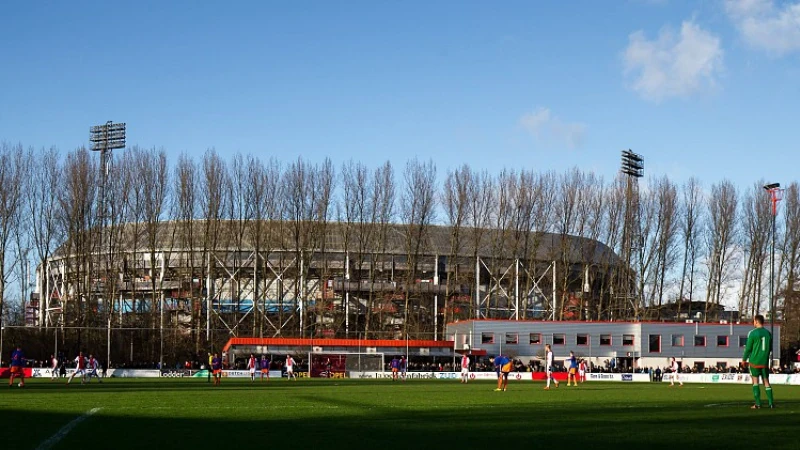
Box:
[206,253,212,340]
[552,261,557,321]
[434,254,439,340]
[37,267,44,326]
[514,259,519,320]
[300,254,305,337]
[475,257,480,319]
[159,253,165,369]
[253,253,259,337]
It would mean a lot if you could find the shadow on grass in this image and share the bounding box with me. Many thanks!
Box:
[2,380,798,450]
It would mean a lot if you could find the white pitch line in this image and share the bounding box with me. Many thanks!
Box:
[36,407,102,450]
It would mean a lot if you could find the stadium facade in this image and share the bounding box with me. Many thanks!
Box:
[33,220,630,343]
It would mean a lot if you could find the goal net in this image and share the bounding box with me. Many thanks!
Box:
[308,352,385,377]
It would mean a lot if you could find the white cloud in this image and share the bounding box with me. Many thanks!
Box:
[725,0,800,55]
[519,107,586,149]
[623,20,724,102]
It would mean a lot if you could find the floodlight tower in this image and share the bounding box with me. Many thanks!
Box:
[620,149,644,320]
[90,121,126,369]
[763,182,782,360]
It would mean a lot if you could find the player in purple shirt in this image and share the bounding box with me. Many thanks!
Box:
[9,345,26,388]
[211,353,222,386]
[390,356,400,381]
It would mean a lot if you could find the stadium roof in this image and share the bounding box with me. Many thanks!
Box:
[58,220,621,266]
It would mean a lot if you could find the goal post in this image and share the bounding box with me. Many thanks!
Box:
[307,352,385,378]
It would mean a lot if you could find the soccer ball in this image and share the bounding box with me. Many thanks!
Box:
[18,382,22,388]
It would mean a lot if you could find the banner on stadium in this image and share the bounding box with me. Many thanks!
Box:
[109,369,161,378]
[587,373,651,382]
[662,373,800,385]
[23,368,160,378]
[160,370,195,377]
[350,371,651,382]
[352,371,541,380]
[192,369,283,378]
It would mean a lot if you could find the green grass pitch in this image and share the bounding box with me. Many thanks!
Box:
[1,378,798,449]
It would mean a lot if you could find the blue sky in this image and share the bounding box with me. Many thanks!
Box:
[1,0,798,190]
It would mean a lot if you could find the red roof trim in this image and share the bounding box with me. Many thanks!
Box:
[222,337,454,353]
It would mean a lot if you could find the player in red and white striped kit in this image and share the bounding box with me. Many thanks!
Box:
[67,352,87,385]
[247,354,257,382]
[460,354,470,384]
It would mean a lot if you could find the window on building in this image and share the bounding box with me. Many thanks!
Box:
[623,334,634,346]
[716,361,728,371]
[649,334,661,353]
[694,361,705,371]
[671,334,684,347]
[739,336,747,347]
[694,335,706,347]
[529,333,541,345]
[716,335,729,347]
[553,334,566,345]
[505,333,518,345]
[481,332,494,344]
[576,334,589,346]
[600,334,612,345]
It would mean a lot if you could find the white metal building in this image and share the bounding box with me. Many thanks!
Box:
[445,319,781,371]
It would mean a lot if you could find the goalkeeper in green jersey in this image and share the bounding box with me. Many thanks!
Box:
[741,314,774,409]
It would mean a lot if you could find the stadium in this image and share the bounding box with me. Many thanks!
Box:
[30,220,628,364]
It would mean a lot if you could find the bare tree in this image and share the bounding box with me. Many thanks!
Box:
[738,183,771,317]
[117,148,147,330]
[310,158,335,338]
[650,176,679,318]
[677,178,703,319]
[704,180,739,319]
[9,145,32,331]
[601,176,627,320]
[201,149,230,346]
[339,160,372,336]
[368,161,395,338]
[778,183,800,352]
[134,148,169,322]
[442,165,471,325]
[225,153,254,336]
[486,169,516,319]
[139,148,169,360]
[171,154,199,351]
[281,158,334,337]
[246,156,281,337]
[56,148,98,351]
[465,170,494,319]
[575,172,606,320]
[26,146,63,327]
[552,169,581,320]
[400,158,437,337]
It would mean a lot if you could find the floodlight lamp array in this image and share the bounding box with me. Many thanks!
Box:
[620,149,644,178]
[89,122,126,151]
